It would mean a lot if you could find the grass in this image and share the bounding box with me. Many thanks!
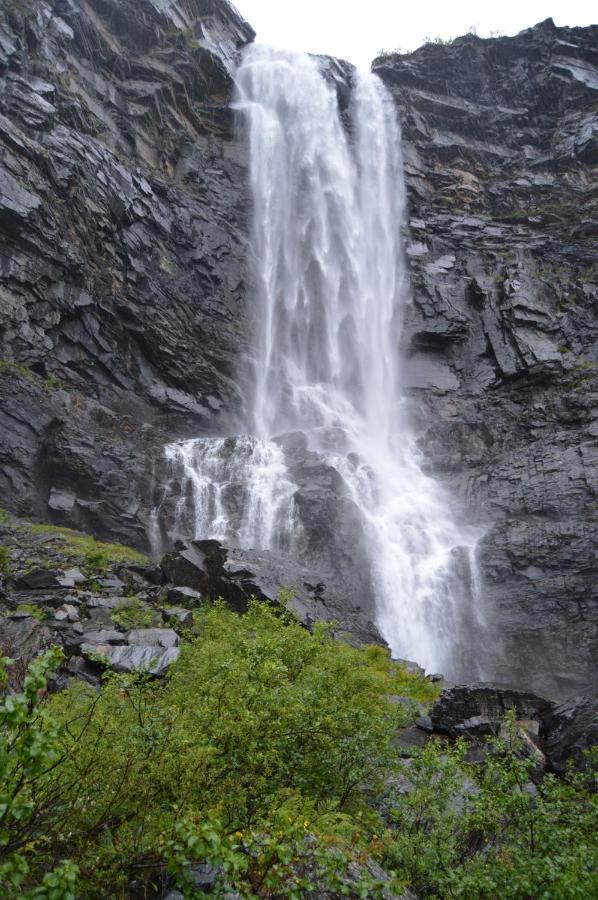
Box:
[0,359,35,381]
[0,359,62,393]
[15,522,148,573]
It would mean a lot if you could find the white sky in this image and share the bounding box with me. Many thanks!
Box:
[234,0,597,69]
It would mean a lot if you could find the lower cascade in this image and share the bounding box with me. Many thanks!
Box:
[160,45,483,678]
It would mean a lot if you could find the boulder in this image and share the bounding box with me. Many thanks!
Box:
[162,606,194,627]
[0,614,52,663]
[430,683,554,736]
[160,540,223,593]
[54,603,80,622]
[81,642,179,675]
[127,628,179,648]
[121,562,164,586]
[166,586,203,607]
[14,569,61,590]
[82,629,126,645]
[543,695,598,773]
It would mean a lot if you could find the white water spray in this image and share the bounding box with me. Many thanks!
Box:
[163,46,481,675]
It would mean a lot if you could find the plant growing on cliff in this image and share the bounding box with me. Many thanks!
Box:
[15,523,148,571]
[0,546,10,578]
[381,714,598,898]
[111,596,153,630]
[9,602,425,895]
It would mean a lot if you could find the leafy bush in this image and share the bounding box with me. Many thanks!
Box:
[1,603,595,898]
[382,715,598,898]
[111,596,154,630]
[83,548,109,575]
[0,648,78,897]
[6,602,424,895]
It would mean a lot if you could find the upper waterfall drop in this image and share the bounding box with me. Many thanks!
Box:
[163,45,483,678]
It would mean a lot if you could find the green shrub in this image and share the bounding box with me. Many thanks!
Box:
[111,596,153,630]
[0,648,78,897]
[381,713,598,898]
[15,602,422,895]
[0,545,10,577]
[83,547,109,575]
[1,604,595,898]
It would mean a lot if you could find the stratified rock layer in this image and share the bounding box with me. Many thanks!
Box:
[374,19,598,696]
[0,0,254,546]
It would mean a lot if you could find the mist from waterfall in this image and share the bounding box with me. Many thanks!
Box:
[164,45,482,676]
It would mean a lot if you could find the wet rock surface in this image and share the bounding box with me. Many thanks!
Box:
[543,695,598,773]
[158,537,385,646]
[374,20,598,697]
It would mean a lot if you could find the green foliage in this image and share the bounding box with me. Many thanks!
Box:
[8,602,426,895]
[14,604,46,622]
[111,596,153,630]
[1,609,595,898]
[43,375,63,392]
[0,648,79,897]
[381,712,598,898]
[16,522,148,571]
[0,359,62,393]
[0,508,11,525]
[0,545,10,577]
[83,547,109,575]
[0,359,35,381]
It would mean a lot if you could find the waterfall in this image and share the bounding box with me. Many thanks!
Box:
[162,45,482,677]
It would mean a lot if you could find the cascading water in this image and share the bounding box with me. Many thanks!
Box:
[162,45,482,676]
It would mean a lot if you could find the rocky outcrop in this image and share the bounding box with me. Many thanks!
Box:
[429,683,554,735]
[0,0,254,545]
[543,695,598,772]
[0,514,385,688]
[159,537,384,645]
[374,20,598,697]
[409,681,598,774]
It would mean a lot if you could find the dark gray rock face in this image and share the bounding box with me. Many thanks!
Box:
[430,683,554,736]
[374,20,598,697]
[0,0,254,547]
[427,682,597,774]
[159,537,385,646]
[543,695,598,773]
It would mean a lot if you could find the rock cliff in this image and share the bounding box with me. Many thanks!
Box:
[0,2,596,697]
[0,0,254,546]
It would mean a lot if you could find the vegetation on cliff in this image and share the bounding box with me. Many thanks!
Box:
[1,600,596,899]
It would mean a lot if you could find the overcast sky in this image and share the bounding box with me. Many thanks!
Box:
[234,0,596,69]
